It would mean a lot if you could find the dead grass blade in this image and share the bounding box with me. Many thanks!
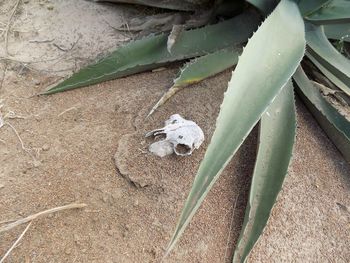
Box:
[0,222,32,263]
[0,203,87,234]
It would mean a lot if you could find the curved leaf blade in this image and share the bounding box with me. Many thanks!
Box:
[166,0,305,255]
[323,23,350,42]
[304,0,350,24]
[298,0,329,16]
[306,23,350,88]
[293,66,350,162]
[246,0,279,15]
[93,0,209,11]
[147,48,240,117]
[306,51,350,96]
[44,12,260,94]
[233,80,296,263]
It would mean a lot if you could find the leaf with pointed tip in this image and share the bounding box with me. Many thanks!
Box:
[165,0,305,256]
[44,12,260,95]
[148,48,240,117]
[233,80,296,263]
[304,0,350,24]
[293,66,350,162]
[306,23,350,89]
[306,51,350,96]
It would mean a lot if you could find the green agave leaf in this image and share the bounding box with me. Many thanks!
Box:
[215,0,245,17]
[293,66,350,162]
[323,23,350,42]
[304,0,350,24]
[306,51,350,96]
[233,80,296,263]
[44,12,260,95]
[306,23,350,88]
[298,0,329,16]
[166,0,305,255]
[147,48,240,117]
[93,0,211,11]
[246,0,279,15]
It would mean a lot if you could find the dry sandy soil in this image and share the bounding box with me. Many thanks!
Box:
[0,1,349,262]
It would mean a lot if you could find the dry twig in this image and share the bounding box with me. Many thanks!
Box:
[0,203,87,234]
[4,121,36,161]
[3,0,22,57]
[0,63,7,93]
[0,222,32,263]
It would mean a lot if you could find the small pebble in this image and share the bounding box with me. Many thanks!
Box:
[47,5,54,10]
[102,195,108,203]
[122,231,128,238]
[48,213,55,218]
[42,144,50,151]
[33,79,41,85]
[0,184,4,189]
[73,234,80,241]
[33,160,42,168]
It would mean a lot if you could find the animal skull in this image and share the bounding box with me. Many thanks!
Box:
[146,114,204,157]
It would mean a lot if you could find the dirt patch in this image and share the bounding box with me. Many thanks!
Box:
[0,1,349,263]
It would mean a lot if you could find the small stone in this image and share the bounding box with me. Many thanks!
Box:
[122,231,128,238]
[64,247,71,255]
[48,213,55,218]
[107,230,114,236]
[102,195,108,203]
[148,140,173,158]
[149,247,157,257]
[0,184,4,189]
[33,79,41,85]
[24,0,29,3]
[73,234,80,242]
[42,144,50,151]
[47,5,54,10]
[33,160,42,168]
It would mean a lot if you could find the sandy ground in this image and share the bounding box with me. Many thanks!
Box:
[0,1,349,262]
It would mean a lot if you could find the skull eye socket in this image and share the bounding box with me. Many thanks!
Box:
[154,133,166,140]
[175,143,191,155]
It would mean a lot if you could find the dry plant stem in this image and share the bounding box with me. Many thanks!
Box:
[0,219,16,225]
[0,222,32,263]
[223,194,239,263]
[0,203,87,234]
[3,0,21,57]
[58,106,77,117]
[0,63,7,94]
[4,122,36,161]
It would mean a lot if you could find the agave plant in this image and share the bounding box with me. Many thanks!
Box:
[44,0,350,261]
